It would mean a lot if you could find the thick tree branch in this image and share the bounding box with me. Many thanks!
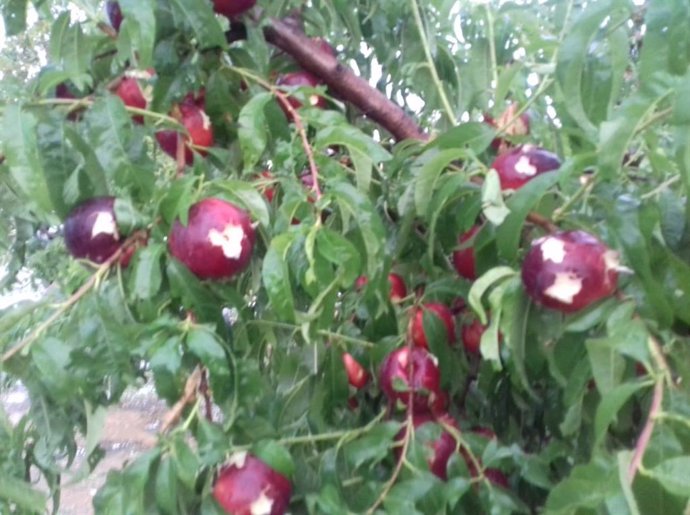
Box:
[262,17,427,142]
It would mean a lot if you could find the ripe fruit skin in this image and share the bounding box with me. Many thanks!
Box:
[168,198,255,280]
[114,71,153,124]
[275,72,326,119]
[156,97,214,165]
[491,144,561,190]
[388,273,407,302]
[213,452,292,515]
[452,226,479,280]
[212,0,256,18]
[106,1,122,32]
[342,353,369,389]
[461,319,485,356]
[409,303,456,349]
[521,230,620,313]
[395,413,458,480]
[379,347,444,414]
[64,197,124,264]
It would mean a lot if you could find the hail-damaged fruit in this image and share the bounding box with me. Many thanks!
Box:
[355,273,408,302]
[168,198,255,280]
[453,225,480,280]
[379,347,444,414]
[213,452,292,515]
[275,72,327,120]
[105,1,122,32]
[114,69,154,124]
[396,413,459,480]
[342,353,369,389]
[155,94,213,166]
[212,0,256,18]
[521,230,622,313]
[409,303,456,349]
[64,197,124,264]
[491,144,561,191]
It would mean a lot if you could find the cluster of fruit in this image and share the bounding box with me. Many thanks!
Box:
[58,3,626,513]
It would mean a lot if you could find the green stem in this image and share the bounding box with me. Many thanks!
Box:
[485,5,500,99]
[409,0,457,125]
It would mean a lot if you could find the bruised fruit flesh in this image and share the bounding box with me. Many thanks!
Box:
[491,144,561,190]
[168,198,255,280]
[64,197,122,264]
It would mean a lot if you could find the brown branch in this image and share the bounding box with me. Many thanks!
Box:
[262,17,427,142]
[161,366,203,433]
[526,212,558,234]
[627,378,663,483]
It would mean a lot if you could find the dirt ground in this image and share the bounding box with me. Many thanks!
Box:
[1,382,167,515]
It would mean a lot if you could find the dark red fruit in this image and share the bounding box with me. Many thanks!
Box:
[452,226,479,280]
[521,230,620,313]
[106,1,122,32]
[64,197,122,264]
[275,72,326,119]
[409,303,456,349]
[388,273,407,303]
[168,198,255,280]
[156,97,214,165]
[490,144,561,191]
[395,413,458,480]
[461,319,486,356]
[213,452,292,515]
[212,0,256,18]
[114,70,154,124]
[342,353,369,389]
[379,347,444,414]
[256,170,276,203]
[460,427,508,488]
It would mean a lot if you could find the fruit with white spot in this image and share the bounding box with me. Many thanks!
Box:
[521,230,621,313]
[212,0,256,18]
[156,95,214,165]
[64,197,124,264]
[452,226,480,280]
[342,353,369,389]
[408,303,456,349]
[168,198,255,280]
[491,145,561,190]
[379,347,445,414]
[275,72,326,120]
[213,452,292,515]
[395,413,458,480]
[114,69,154,124]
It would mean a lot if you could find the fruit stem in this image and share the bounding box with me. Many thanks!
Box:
[408,0,457,126]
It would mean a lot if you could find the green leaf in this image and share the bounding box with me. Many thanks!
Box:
[468,266,517,325]
[639,0,690,80]
[171,435,200,488]
[252,440,296,480]
[118,0,156,67]
[594,382,648,447]
[545,459,618,514]
[154,457,178,515]
[412,148,466,217]
[316,227,362,287]
[168,0,226,50]
[238,92,272,170]
[263,233,297,322]
[1,0,28,36]
[47,13,92,89]
[1,106,54,217]
[344,422,401,469]
[210,179,271,229]
[129,244,164,301]
[186,327,232,403]
[586,338,626,396]
[426,122,495,154]
[481,169,510,225]
[0,476,47,513]
[648,457,690,497]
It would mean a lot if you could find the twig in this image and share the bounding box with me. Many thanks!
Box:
[176,132,186,176]
[161,366,204,433]
[97,21,118,40]
[526,212,559,234]
[273,89,322,199]
[0,233,144,363]
[262,16,427,142]
[409,0,457,125]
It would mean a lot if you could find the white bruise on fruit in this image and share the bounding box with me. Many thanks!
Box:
[208,225,245,259]
[250,490,274,515]
[540,237,566,264]
[514,155,538,177]
[544,272,582,304]
[309,94,320,106]
[201,110,211,131]
[396,349,409,369]
[91,212,118,240]
[227,451,248,469]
